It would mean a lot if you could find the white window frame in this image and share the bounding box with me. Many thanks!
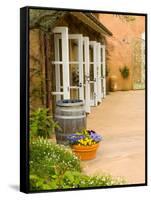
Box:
[96,42,102,103]
[68,34,84,100]
[89,41,98,106]
[101,44,106,98]
[52,27,70,100]
[83,37,91,113]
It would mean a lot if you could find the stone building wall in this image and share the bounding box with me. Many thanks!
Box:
[29,29,53,113]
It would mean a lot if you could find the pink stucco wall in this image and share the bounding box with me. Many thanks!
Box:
[99,14,145,90]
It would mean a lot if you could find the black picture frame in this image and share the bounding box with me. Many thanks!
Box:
[20,6,147,193]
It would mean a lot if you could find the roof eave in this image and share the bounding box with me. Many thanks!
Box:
[71,12,113,37]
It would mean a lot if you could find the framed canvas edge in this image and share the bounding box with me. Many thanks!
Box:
[20,6,30,193]
[20,6,148,194]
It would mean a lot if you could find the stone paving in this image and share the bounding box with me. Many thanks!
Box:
[83,90,145,184]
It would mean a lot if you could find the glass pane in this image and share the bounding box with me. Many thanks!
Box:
[90,64,94,81]
[100,47,103,62]
[90,82,94,100]
[69,39,78,62]
[60,64,63,87]
[83,64,85,84]
[89,47,93,62]
[83,43,85,61]
[83,85,86,99]
[70,88,79,99]
[69,64,79,86]
[59,38,62,61]
[101,79,104,93]
[101,64,103,77]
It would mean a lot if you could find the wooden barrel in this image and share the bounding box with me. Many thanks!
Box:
[55,99,86,145]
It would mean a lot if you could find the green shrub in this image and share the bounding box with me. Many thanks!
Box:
[29,138,126,191]
[30,108,60,139]
[30,138,81,190]
[30,174,59,190]
[61,171,126,189]
[30,169,125,190]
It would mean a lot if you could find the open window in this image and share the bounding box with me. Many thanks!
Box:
[68,34,84,101]
[52,27,91,113]
[101,45,106,98]
[96,42,102,103]
[52,27,70,101]
[83,37,91,113]
[52,26,106,111]
[89,41,98,106]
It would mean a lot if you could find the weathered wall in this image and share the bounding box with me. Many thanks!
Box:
[98,14,145,90]
[29,29,53,113]
[30,29,44,111]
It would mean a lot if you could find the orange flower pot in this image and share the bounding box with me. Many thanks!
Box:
[71,143,100,160]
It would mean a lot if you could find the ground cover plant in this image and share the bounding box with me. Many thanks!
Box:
[29,138,126,191]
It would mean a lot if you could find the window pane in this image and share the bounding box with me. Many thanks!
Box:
[69,39,78,62]
[69,64,79,86]
[70,88,79,99]
[90,82,94,100]
[89,47,94,62]
[90,64,94,81]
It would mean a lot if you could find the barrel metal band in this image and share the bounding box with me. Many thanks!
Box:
[55,115,86,119]
[56,109,85,112]
[56,132,73,137]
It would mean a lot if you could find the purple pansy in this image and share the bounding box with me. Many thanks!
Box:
[88,130,102,142]
[67,129,102,145]
[67,134,85,144]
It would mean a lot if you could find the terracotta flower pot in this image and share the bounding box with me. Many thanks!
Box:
[71,143,100,160]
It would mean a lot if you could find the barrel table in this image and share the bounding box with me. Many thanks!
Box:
[55,99,86,145]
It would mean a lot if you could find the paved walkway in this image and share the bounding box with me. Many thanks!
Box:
[83,90,145,184]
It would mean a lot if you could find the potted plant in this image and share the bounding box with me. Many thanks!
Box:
[119,66,130,90]
[119,66,129,79]
[67,129,102,160]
